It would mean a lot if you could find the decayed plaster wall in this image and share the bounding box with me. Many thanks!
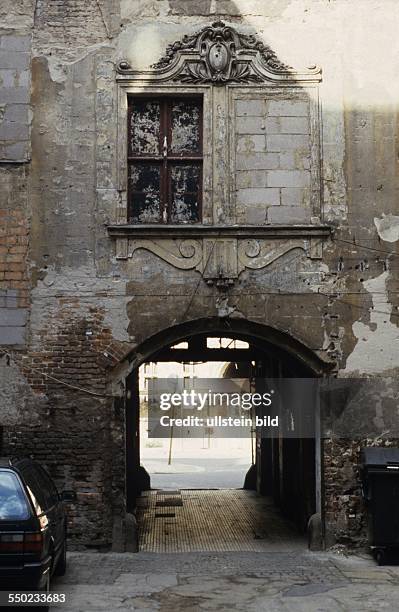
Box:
[2,0,398,370]
[24,0,399,375]
[346,270,399,374]
[1,0,399,547]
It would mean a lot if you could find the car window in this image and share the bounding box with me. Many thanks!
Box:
[35,466,59,508]
[0,470,30,520]
[20,468,46,515]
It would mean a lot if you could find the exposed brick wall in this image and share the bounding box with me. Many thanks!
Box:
[0,209,29,299]
[1,302,130,548]
[1,298,130,548]
[2,396,117,549]
[33,0,119,52]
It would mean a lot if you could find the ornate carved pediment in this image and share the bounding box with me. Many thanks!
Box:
[152,20,289,84]
[117,21,321,84]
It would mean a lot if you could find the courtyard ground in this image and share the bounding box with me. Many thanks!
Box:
[53,549,399,611]
[51,489,399,611]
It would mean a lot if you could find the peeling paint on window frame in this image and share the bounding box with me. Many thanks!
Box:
[127,95,204,224]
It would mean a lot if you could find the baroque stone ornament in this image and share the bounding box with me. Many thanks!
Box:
[152,20,289,84]
[116,21,321,84]
[114,236,325,285]
[115,20,323,85]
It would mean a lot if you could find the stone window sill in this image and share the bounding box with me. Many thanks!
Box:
[107,224,332,240]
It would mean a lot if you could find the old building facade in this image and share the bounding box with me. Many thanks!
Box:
[1,0,399,550]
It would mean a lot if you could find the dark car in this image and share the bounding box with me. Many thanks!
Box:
[0,457,76,592]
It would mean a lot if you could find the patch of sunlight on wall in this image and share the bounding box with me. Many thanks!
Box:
[233,0,399,111]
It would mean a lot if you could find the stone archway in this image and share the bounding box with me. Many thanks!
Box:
[118,317,333,551]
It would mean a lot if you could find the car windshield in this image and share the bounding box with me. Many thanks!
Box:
[0,470,30,520]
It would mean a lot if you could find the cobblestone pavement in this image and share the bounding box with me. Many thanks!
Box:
[137,490,305,552]
[52,550,399,611]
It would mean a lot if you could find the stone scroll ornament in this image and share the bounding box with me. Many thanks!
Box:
[117,20,300,84]
[120,237,320,286]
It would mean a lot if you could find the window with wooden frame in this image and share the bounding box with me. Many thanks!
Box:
[128,96,203,224]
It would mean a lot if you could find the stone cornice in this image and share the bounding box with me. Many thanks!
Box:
[107,224,331,239]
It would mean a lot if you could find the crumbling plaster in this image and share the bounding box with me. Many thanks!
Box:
[374,214,399,243]
[345,270,399,375]
[10,0,399,377]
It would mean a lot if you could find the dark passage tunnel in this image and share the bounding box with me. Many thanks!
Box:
[124,321,321,551]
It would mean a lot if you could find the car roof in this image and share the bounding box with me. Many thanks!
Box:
[0,457,33,470]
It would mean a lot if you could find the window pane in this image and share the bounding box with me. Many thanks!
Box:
[35,466,59,508]
[170,164,201,223]
[170,100,201,155]
[129,164,162,223]
[0,471,30,520]
[130,100,161,155]
[21,469,46,515]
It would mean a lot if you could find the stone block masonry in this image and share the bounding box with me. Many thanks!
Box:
[0,33,31,162]
[234,95,312,224]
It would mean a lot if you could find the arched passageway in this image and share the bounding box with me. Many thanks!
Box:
[124,318,329,551]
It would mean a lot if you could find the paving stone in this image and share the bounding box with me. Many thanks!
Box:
[0,69,17,88]
[51,549,399,612]
[341,569,394,581]
[137,490,306,553]
[264,117,280,133]
[0,86,29,104]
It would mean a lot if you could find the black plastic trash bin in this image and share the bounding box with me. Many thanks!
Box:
[361,447,399,565]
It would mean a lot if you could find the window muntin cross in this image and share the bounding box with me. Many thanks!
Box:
[128,97,203,224]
